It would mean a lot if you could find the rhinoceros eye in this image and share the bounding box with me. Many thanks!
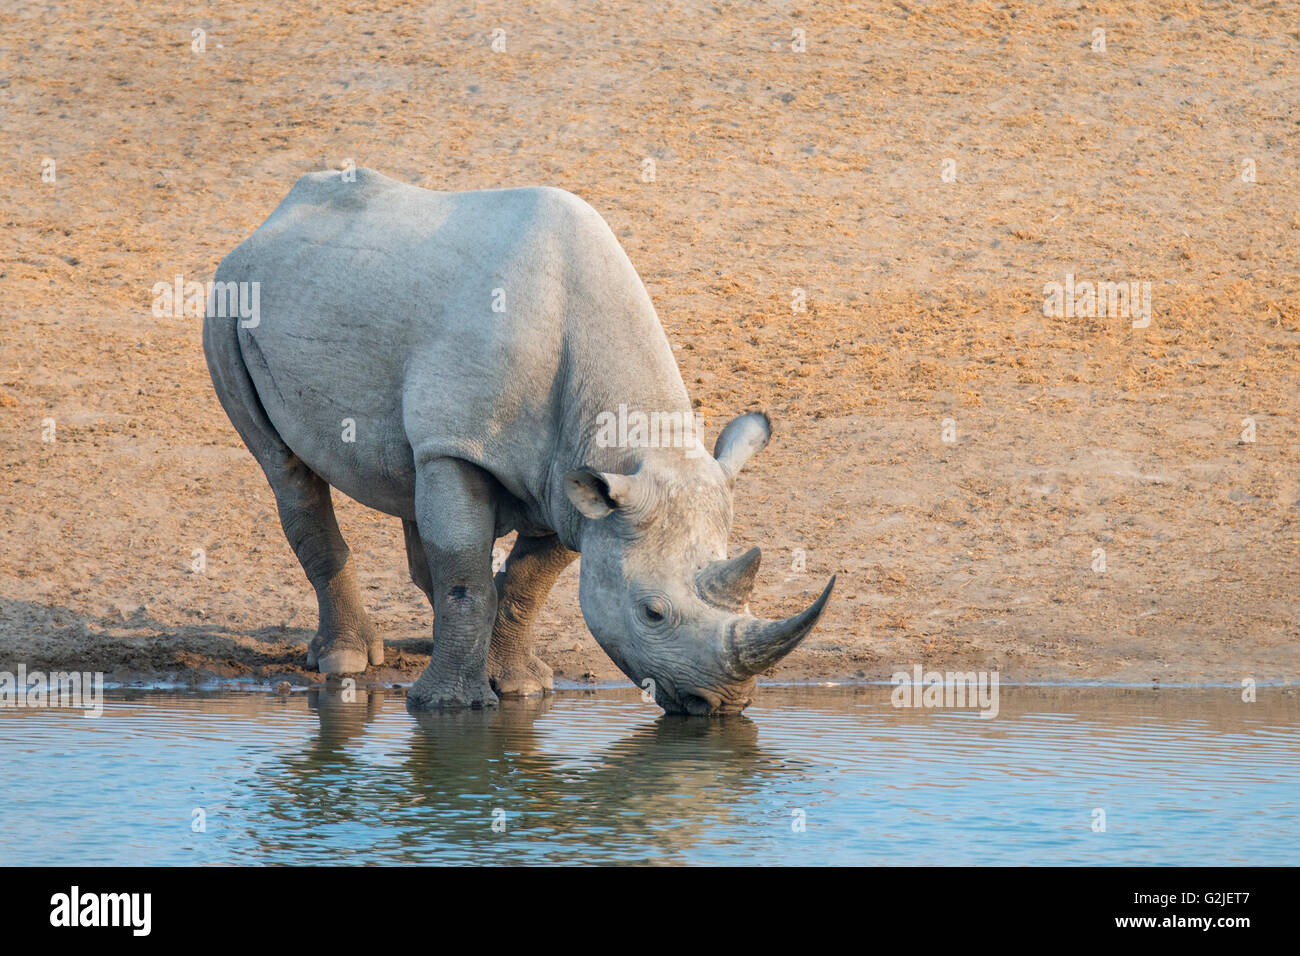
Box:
[637,597,671,627]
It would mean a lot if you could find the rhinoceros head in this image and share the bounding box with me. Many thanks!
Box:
[564,411,835,715]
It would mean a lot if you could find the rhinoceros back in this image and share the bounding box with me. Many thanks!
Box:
[212,168,668,520]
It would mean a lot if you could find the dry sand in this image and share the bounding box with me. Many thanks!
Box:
[1,0,1297,689]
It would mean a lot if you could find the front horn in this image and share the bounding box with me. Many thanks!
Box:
[723,576,836,679]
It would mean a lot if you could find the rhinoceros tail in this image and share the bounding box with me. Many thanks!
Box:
[201,266,290,466]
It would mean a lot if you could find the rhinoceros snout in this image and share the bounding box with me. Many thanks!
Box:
[655,681,753,716]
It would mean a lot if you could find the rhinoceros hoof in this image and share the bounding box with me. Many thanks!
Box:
[406,675,500,711]
[307,630,383,672]
[488,654,554,698]
[315,647,371,675]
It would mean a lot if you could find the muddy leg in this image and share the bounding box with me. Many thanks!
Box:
[406,458,499,710]
[488,534,576,697]
[269,454,382,673]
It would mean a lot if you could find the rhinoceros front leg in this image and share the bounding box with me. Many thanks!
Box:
[405,457,500,710]
[487,534,577,697]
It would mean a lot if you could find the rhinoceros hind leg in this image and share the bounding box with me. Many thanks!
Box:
[487,534,576,697]
[203,306,380,674]
[405,458,500,710]
[269,456,382,674]
[402,517,435,604]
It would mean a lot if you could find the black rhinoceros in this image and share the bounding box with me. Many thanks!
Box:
[203,168,833,714]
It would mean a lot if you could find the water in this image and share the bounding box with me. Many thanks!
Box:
[1,684,1296,865]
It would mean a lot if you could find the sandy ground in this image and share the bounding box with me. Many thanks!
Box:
[1,0,1297,689]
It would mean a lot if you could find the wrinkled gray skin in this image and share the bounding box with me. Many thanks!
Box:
[203,168,834,715]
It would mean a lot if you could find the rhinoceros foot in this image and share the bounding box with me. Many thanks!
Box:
[488,651,554,698]
[306,620,384,674]
[406,670,500,711]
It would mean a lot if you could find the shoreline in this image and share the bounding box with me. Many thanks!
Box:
[6,672,1293,695]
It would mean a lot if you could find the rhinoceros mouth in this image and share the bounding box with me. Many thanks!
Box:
[657,684,752,716]
[675,690,718,716]
[653,678,710,715]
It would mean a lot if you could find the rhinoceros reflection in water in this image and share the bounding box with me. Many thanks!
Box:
[204,168,833,716]
[239,688,787,862]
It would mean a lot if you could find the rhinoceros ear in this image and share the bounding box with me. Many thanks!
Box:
[564,468,640,520]
[713,411,772,479]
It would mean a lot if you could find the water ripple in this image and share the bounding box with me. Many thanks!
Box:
[0,685,1296,865]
